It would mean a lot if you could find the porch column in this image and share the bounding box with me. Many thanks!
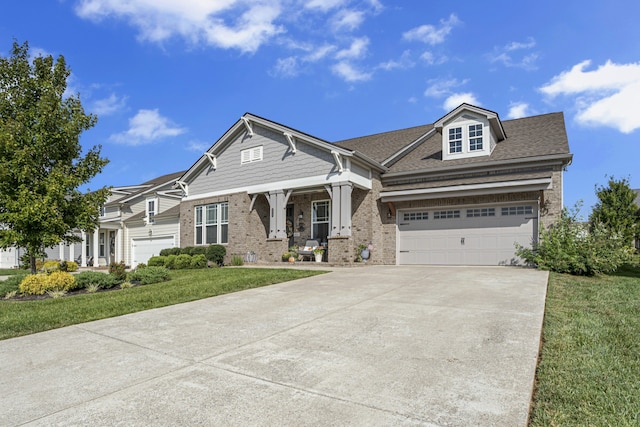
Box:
[93,228,100,266]
[116,229,123,264]
[59,243,65,261]
[69,241,75,263]
[267,190,289,239]
[329,182,353,237]
[81,232,87,267]
[339,183,353,236]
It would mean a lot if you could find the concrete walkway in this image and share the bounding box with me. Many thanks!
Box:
[0,266,548,426]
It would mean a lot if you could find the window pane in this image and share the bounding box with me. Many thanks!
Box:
[206,204,217,224]
[221,224,228,244]
[195,206,203,226]
[221,202,228,223]
[206,225,217,244]
[195,226,203,245]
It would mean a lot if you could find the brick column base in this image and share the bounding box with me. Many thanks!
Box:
[265,238,289,263]
[328,236,354,265]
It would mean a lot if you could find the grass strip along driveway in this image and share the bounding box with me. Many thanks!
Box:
[0,268,325,341]
[530,263,640,426]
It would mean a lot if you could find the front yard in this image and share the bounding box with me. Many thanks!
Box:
[0,268,325,340]
[530,264,640,426]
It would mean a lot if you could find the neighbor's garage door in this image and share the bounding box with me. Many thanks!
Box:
[398,205,536,265]
[131,236,175,268]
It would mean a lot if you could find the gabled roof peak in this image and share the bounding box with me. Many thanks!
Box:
[434,103,506,141]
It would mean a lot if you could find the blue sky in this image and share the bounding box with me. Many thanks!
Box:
[2,0,639,215]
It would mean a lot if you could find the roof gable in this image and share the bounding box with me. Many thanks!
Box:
[434,103,506,141]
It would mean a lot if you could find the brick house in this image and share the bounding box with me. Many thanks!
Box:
[177,104,572,265]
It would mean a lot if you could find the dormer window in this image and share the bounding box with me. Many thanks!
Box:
[448,127,462,153]
[468,124,483,151]
[435,104,506,161]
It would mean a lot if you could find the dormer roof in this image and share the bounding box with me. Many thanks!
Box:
[434,103,506,142]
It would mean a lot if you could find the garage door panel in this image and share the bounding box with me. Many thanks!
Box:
[131,236,175,267]
[398,205,535,266]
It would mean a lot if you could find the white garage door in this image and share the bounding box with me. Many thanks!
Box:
[398,205,536,266]
[131,236,175,268]
[0,248,18,269]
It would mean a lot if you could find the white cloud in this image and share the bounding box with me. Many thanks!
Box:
[186,140,210,152]
[424,78,468,97]
[402,14,460,45]
[110,109,186,145]
[91,93,127,116]
[443,92,481,110]
[335,37,369,60]
[330,9,365,32]
[488,37,538,70]
[331,61,372,82]
[377,50,414,71]
[75,0,284,54]
[304,44,336,62]
[540,60,640,133]
[271,56,300,77]
[507,102,530,119]
[304,0,346,11]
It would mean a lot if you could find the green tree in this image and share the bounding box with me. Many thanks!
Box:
[0,40,109,273]
[589,176,639,246]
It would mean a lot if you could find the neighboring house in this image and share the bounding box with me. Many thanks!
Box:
[176,103,572,266]
[48,171,185,268]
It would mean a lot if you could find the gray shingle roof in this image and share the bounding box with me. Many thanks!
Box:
[334,112,570,174]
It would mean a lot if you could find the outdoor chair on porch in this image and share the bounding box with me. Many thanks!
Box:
[298,240,320,261]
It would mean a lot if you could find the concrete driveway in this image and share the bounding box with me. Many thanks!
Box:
[0,266,548,426]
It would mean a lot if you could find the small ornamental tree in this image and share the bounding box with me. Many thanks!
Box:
[589,176,639,247]
[0,41,109,273]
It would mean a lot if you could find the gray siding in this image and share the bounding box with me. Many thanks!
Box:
[350,161,370,179]
[188,125,337,196]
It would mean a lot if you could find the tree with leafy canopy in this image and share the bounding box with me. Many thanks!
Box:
[0,40,109,273]
[589,176,639,247]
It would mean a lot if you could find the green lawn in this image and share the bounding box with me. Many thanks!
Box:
[530,264,640,426]
[0,268,326,340]
[0,268,25,276]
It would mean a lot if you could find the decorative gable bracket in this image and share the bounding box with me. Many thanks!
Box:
[331,150,344,173]
[241,116,254,137]
[283,132,296,154]
[204,152,217,169]
[176,181,188,196]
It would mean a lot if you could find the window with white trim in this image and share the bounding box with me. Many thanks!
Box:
[195,202,228,245]
[448,127,462,153]
[99,205,105,217]
[466,208,495,217]
[468,124,483,151]
[403,212,429,221]
[241,146,263,164]
[433,210,460,219]
[146,198,157,223]
[312,200,330,243]
[501,206,533,216]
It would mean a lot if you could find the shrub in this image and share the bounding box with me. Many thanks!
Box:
[231,255,244,266]
[1,272,29,291]
[206,245,226,265]
[136,263,147,269]
[164,254,178,269]
[147,256,166,267]
[190,246,207,256]
[159,247,181,256]
[175,254,193,269]
[282,252,292,262]
[19,272,78,295]
[63,261,79,272]
[127,266,170,285]
[516,203,634,276]
[43,260,60,273]
[109,260,128,282]
[181,246,195,255]
[190,254,207,269]
[75,271,120,289]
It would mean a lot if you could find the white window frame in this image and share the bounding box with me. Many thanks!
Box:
[146,197,157,224]
[442,116,490,160]
[241,146,263,164]
[195,202,229,245]
[99,205,105,217]
[311,200,331,241]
